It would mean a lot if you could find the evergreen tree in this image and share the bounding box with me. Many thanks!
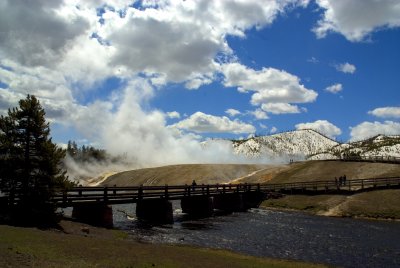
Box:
[0,95,71,224]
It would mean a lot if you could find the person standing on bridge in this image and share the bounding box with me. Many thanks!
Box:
[343,175,347,185]
[192,180,197,191]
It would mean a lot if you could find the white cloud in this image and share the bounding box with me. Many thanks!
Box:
[250,109,269,120]
[350,121,400,141]
[0,0,90,67]
[336,62,356,74]
[172,111,255,134]
[221,62,317,110]
[313,0,400,42]
[261,103,301,114]
[166,111,181,119]
[225,108,241,117]
[325,83,343,94]
[368,107,400,118]
[295,120,342,138]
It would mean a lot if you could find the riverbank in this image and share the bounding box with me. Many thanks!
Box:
[0,220,327,268]
[260,189,400,220]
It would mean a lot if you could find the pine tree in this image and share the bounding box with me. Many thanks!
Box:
[0,95,71,224]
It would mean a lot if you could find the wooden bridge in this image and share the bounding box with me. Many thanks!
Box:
[50,176,400,226]
[52,176,400,206]
[2,176,400,227]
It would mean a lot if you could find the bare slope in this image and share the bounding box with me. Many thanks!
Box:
[102,164,271,186]
[240,161,400,184]
[102,160,400,186]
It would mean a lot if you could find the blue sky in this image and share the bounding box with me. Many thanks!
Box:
[1,0,400,157]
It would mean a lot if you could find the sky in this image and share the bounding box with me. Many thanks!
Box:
[1,0,400,161]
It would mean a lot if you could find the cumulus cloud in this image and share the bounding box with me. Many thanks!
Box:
[295,120,342,138]
[313,0,400,42]
[336,62,356,74]
[225,108,241,117]
[172,111,255,134]
[350,121,400,141]
[221,62,317,112]
[325,83,343,94]
[261,103,301,114]
[368,107,400,118]
[99,0,308,87]
[0,0,90,67]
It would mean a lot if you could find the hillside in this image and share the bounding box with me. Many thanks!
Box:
[101,161,400,186]
[237,160,400,184]
[102,164,272,186]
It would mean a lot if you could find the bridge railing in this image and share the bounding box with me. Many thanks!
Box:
[259,176,400,192]
[3,176,400,207]
[324,155,400,164]
[51,183,259,207]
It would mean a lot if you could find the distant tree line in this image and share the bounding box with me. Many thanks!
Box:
[67,141,107,162]
[66,140,127,164]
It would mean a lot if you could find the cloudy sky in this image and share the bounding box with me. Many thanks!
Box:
[1,0,400,156]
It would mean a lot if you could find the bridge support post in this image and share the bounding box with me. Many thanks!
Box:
[72,203,113,228]
[181,196,214,217]
[213,193,245,212]
[242,191,267,209]
[136,199,173,224]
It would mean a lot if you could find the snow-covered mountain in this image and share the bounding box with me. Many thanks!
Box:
[204,130,400,160]
[233,129,338,160]
[328,134,400,159]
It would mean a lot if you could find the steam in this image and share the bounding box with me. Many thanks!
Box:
[64,79,278,184]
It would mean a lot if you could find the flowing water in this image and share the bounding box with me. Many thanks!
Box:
[107,202,400,268]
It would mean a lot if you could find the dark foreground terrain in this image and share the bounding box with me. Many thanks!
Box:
[0,220,326,268]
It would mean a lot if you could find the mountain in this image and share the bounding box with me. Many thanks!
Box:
[205,129,400,161]
[329,134,400,159]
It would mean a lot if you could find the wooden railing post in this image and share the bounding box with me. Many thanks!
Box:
[104,187,108,202]
[206,185,210,196]
[63,190,67,206]
[138,185,143,200]
[165,184,169,199]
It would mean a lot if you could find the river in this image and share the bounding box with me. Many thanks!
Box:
[106,202,400,268]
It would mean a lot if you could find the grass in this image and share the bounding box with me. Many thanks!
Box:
[0,223,328,268]
[341,189,400,219]
[261,189,400,220]
[261,195,346,213]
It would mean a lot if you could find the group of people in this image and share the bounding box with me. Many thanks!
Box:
[335,175,347,186]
